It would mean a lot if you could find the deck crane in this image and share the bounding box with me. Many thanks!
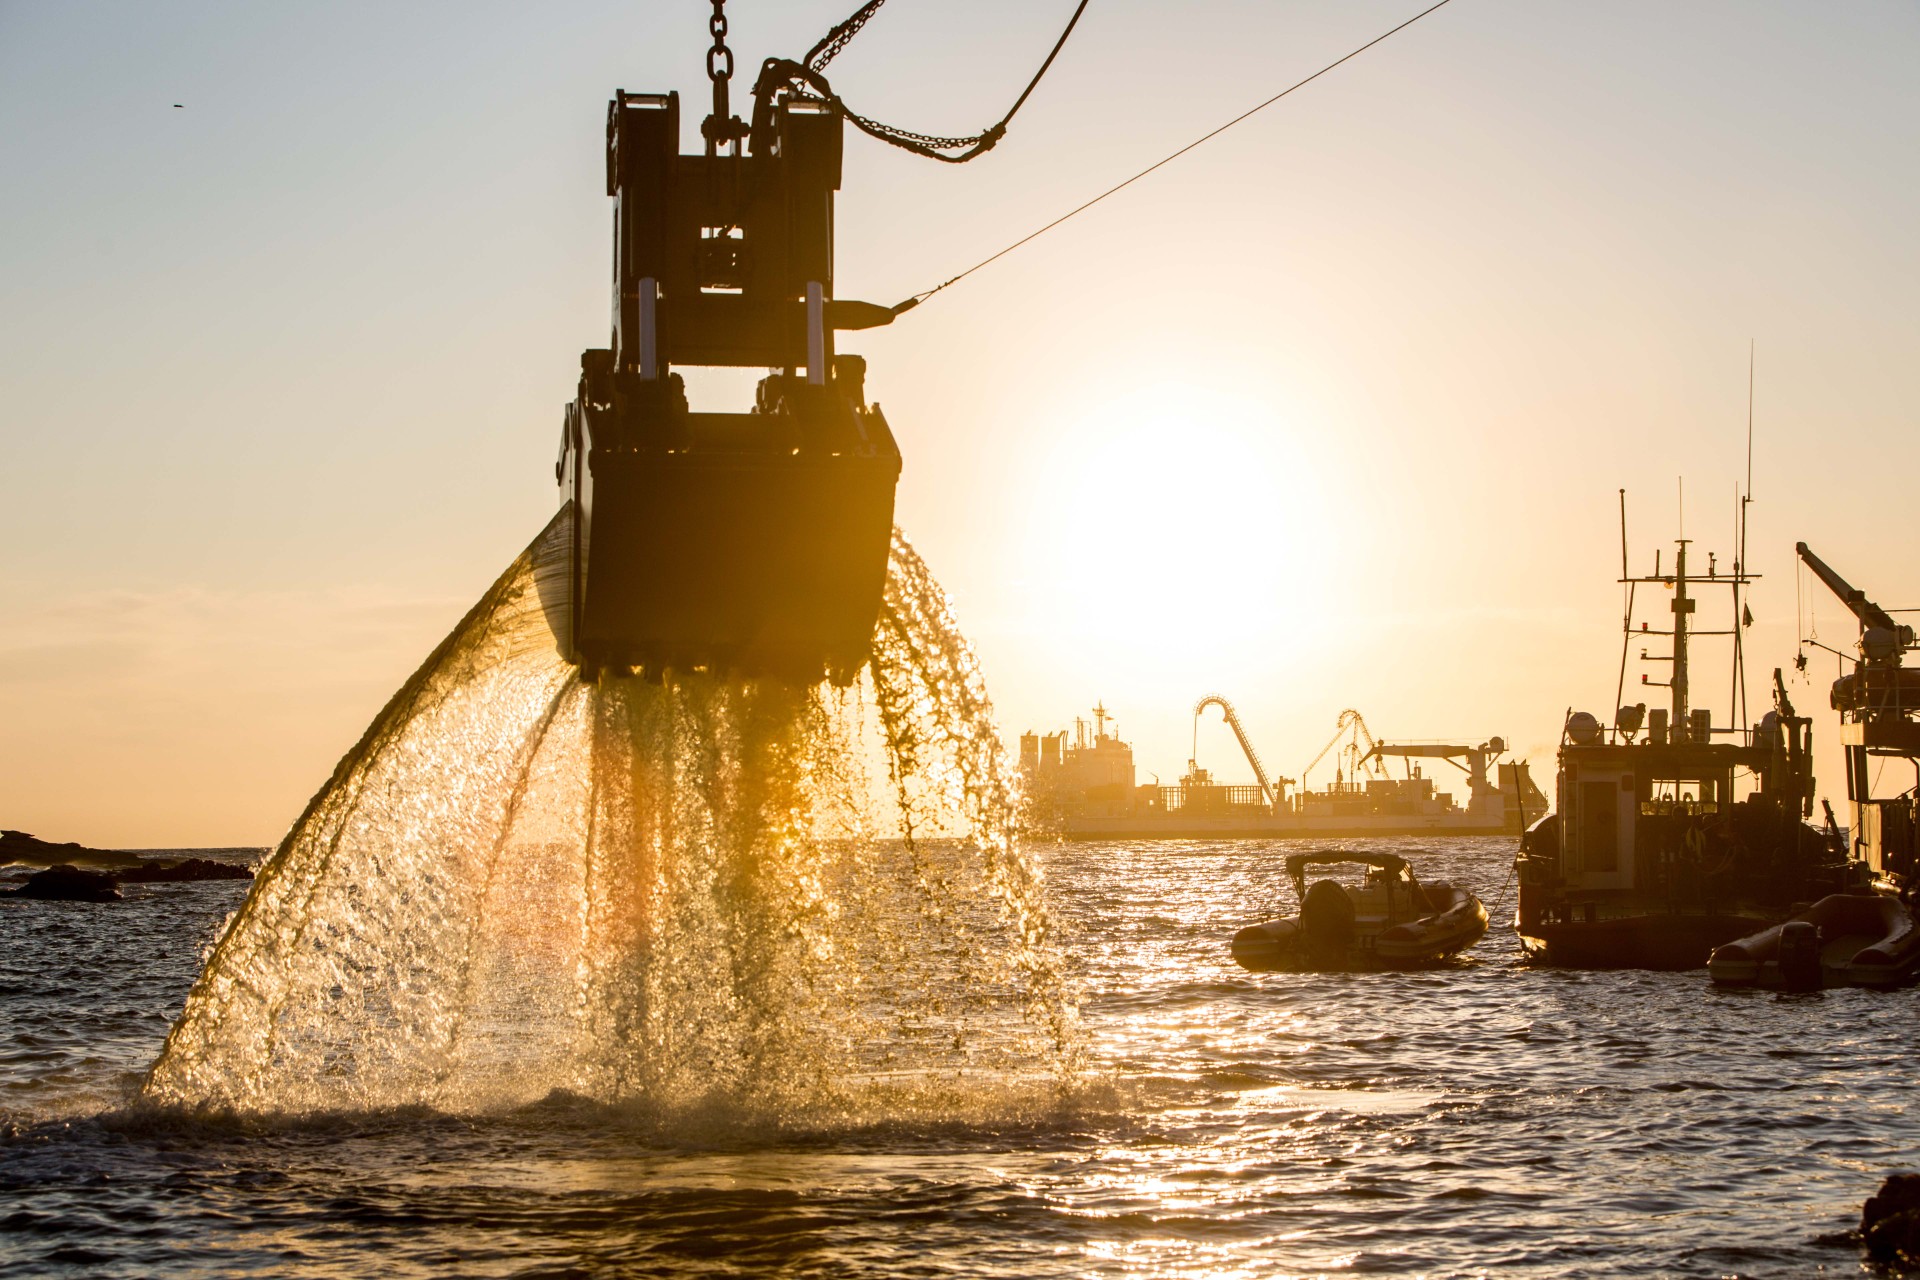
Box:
[1358,739,1507,804]
[1797,542,1920,880]
[1192,696,1290,809]
[1299,710,1384,790]
[1797,543,1915,669]
[1359,738,1551,828]
[1797,542,1920,746]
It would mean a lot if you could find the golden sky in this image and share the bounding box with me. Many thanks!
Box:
[3,0,1917,845]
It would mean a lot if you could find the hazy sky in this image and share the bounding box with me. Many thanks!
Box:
[3,1,1917,846]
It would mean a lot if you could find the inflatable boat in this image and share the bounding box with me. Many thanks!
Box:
[1230,852,1489,972]
[1707,893,1920,989]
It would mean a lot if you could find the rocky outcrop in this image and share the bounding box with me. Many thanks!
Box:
[121,857,253,884]
[4,864,123,902]
[3,831,257,888]
[0,829,135,869]
[1,849,254,901]
[1863,1174,1920,1270]
[1,832,133,871]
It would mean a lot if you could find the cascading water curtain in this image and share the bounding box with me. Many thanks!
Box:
[143,513,1077,1121]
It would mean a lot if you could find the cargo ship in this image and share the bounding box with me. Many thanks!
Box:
[1021,699,1544,839]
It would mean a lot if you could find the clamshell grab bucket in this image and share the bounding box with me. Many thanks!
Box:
[550,86,904,684]
[557,366,900,684]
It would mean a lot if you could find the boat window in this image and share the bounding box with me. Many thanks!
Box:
[1641,777,1720,818]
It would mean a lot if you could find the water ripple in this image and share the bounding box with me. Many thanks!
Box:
[4,839,1914,1275]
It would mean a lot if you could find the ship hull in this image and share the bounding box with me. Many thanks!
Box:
[1057,815,1512,840]
[1517,912,1768,971]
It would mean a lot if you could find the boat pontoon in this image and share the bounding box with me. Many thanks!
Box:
[1231,852,1488,971]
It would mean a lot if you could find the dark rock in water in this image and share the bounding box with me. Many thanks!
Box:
[0,855,250,900]
[1,831,256,886]
[121,857,253,884]
[0,829,135,870]
[5,864,123,902]
[1865,1173,1920,1227]
[1863,1174,1920,1270]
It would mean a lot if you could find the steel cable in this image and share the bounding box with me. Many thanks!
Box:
[891,0,1457,315]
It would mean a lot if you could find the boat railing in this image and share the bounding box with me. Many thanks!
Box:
[1638,799,1723,819]
[1157,784,1270,813]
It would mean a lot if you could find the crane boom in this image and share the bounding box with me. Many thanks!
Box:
[1352,712,1379,761]
[1797,542,1900,635]
[1194,695,1278,807]
[1362,743,1474,767]
[1363,738,1508,799]
[1300,709,1376,785]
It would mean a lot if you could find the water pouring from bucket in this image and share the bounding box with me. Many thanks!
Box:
[142,516,1076,1118]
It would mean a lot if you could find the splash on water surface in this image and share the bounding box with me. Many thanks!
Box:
[143,513,1076,1119]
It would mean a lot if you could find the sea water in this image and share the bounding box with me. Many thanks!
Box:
[9,840,1920,1275]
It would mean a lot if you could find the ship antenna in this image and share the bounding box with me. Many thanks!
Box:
[1737,340,1755,735]
[1731,480,1744,741]
[1743,345,1758,521]
[1620,487,1631,584]
[1614,488,1635,741]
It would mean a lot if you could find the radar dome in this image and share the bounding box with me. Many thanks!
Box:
[1566,711,1603,746]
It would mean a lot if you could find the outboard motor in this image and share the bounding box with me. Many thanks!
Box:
[1777,920,1822,991]
[554,82,902,685]
[1300,879,1357,955]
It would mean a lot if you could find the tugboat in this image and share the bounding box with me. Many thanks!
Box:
[1516,498,1855,969]
[1708,543,1920,989]
[1231,852,1488,971]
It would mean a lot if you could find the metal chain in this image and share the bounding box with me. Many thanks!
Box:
[843,110,1000,155]
[707,0,733,84]
[805,0,887,73]
[785,0,1089,164]
[703,0,742,154]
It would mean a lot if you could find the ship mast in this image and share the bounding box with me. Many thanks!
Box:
[1621,522,1752,746]
[1672,539,1693,732]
